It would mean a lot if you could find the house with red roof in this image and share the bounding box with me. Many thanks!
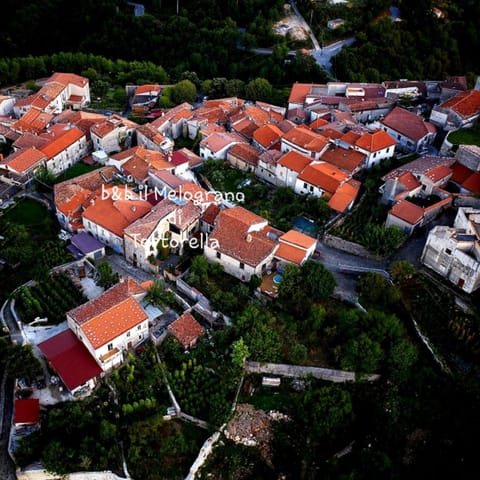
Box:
[252,124,283,151]
[320,144,366,175]
[294,161,348,198]
[90,115,138,154]
[13,72,90,117]
[14,399,40,427]
[67,278,149,371]
[199,132,246,160]
[204,206,278,281]
[353,129,396,168]
[0,147,46,182]
[82,186,152,254]
[276,150,313,188]
[38,329,103,393]
[54,165,118,232]
[12,107,53,134]
[124,198,201,270]
[171,148,203,174]
[136,123,174,155]
[281,125,329,160]
[273,230,317,268]
[151,102,193,139]
[430,90,480,130]
[40,125,89,175]
[167,311,205,350]
[131,84,162,117]
[226,143,261,172]
[381,107,437,153]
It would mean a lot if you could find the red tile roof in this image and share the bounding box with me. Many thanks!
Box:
[228,143,261,166]
[282,126,329,152]
[397,171,421,190]
[355,129,396,152]
[13,108,53,134]
[252,124,283,149]
[0,147,46,174]
[200,132,246,153]
[49,72,89,88]
[135,84,162,95]
[40,126,85,159]
[38,329,102,391]
[389,199,424,225]
[382,107,436,142]
[440,90,480,118]
[208,206,276,267]
[424,165,452,183]
[274,243,308,265]
[328,178,361,213]
[82,187,152,237]
[201,204,221,225]
[81,296,148,349]
[168,311,205,349]
[171,148,202,168]
[279,230,316,250]
[298,162,349,194]
[321,146,366,174]
[278,151,312,173]
[15,399,40,425]
[288,83,314,105]
[12,132,49,150]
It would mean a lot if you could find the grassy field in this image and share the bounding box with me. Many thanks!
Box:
[447,125,480,147]
[3,198,48,226]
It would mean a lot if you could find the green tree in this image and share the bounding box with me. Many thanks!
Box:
[390,260,416,284]
[288,342,308,364]
[340,333,383,374]
[231,338,249,370]
[6,344,43,384]
[388,338,418,384]
[245,77,273,102]
[357,272,400,307]
[96,262,118,289]
[171,79,197,104]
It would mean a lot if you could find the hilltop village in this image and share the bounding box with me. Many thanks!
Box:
[1,69,480,479]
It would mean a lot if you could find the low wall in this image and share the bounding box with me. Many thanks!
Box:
[323,234,379,260]
[17,469,126,480]
[454,196,480,209]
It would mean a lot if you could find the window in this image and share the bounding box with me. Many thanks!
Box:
[138,325,142,330]
[107,343,113,351]
[139,335,142,340]
[445,248,452,255]
[127,331,131,337]
[303,182,307,189]
[239,262,245,270]
[216,252,221,259]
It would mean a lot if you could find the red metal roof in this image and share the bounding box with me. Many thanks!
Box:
[38,329,102,391]
[15,399,40,425]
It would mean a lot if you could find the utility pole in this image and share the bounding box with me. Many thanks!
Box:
[177,0,179,15]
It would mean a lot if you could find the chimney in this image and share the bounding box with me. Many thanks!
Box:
[131,205,136,212]
[246,234,252,243]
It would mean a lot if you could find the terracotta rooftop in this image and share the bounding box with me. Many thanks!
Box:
[80,296,148,349]
[397,171,421,191]
[440,90,480,118]
[282,126,329,152]
[0,147,46,174]
[82,186,152,237]
[423,165,452,183]
[382,107,436,141]
[288,83,315,105]
[450,162,473,184]
[355,129,396,152]
[208,206,276,267]
[389,199,424,225]
[12,132,49,150]
[252,124,283,149]
[49,72,89,88]
[258,149,283,166]
[171,148,202,168]
[231,117,258,140]
[15,399,40,425]
[228,143,261,166]
[200,132,246,153]
[135,84,162,95]
[328,178,361,213]
[321,146,366,174]
[69,278,144,324]
[297,162,349,195]
[274,243,308,265]
[279,230,316,250]
[167,311,205,349]
[278,150,312,173]
[201,203,221,226]
[40,126,85,159]
[382,156,455,181]
[13,108,53,134]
